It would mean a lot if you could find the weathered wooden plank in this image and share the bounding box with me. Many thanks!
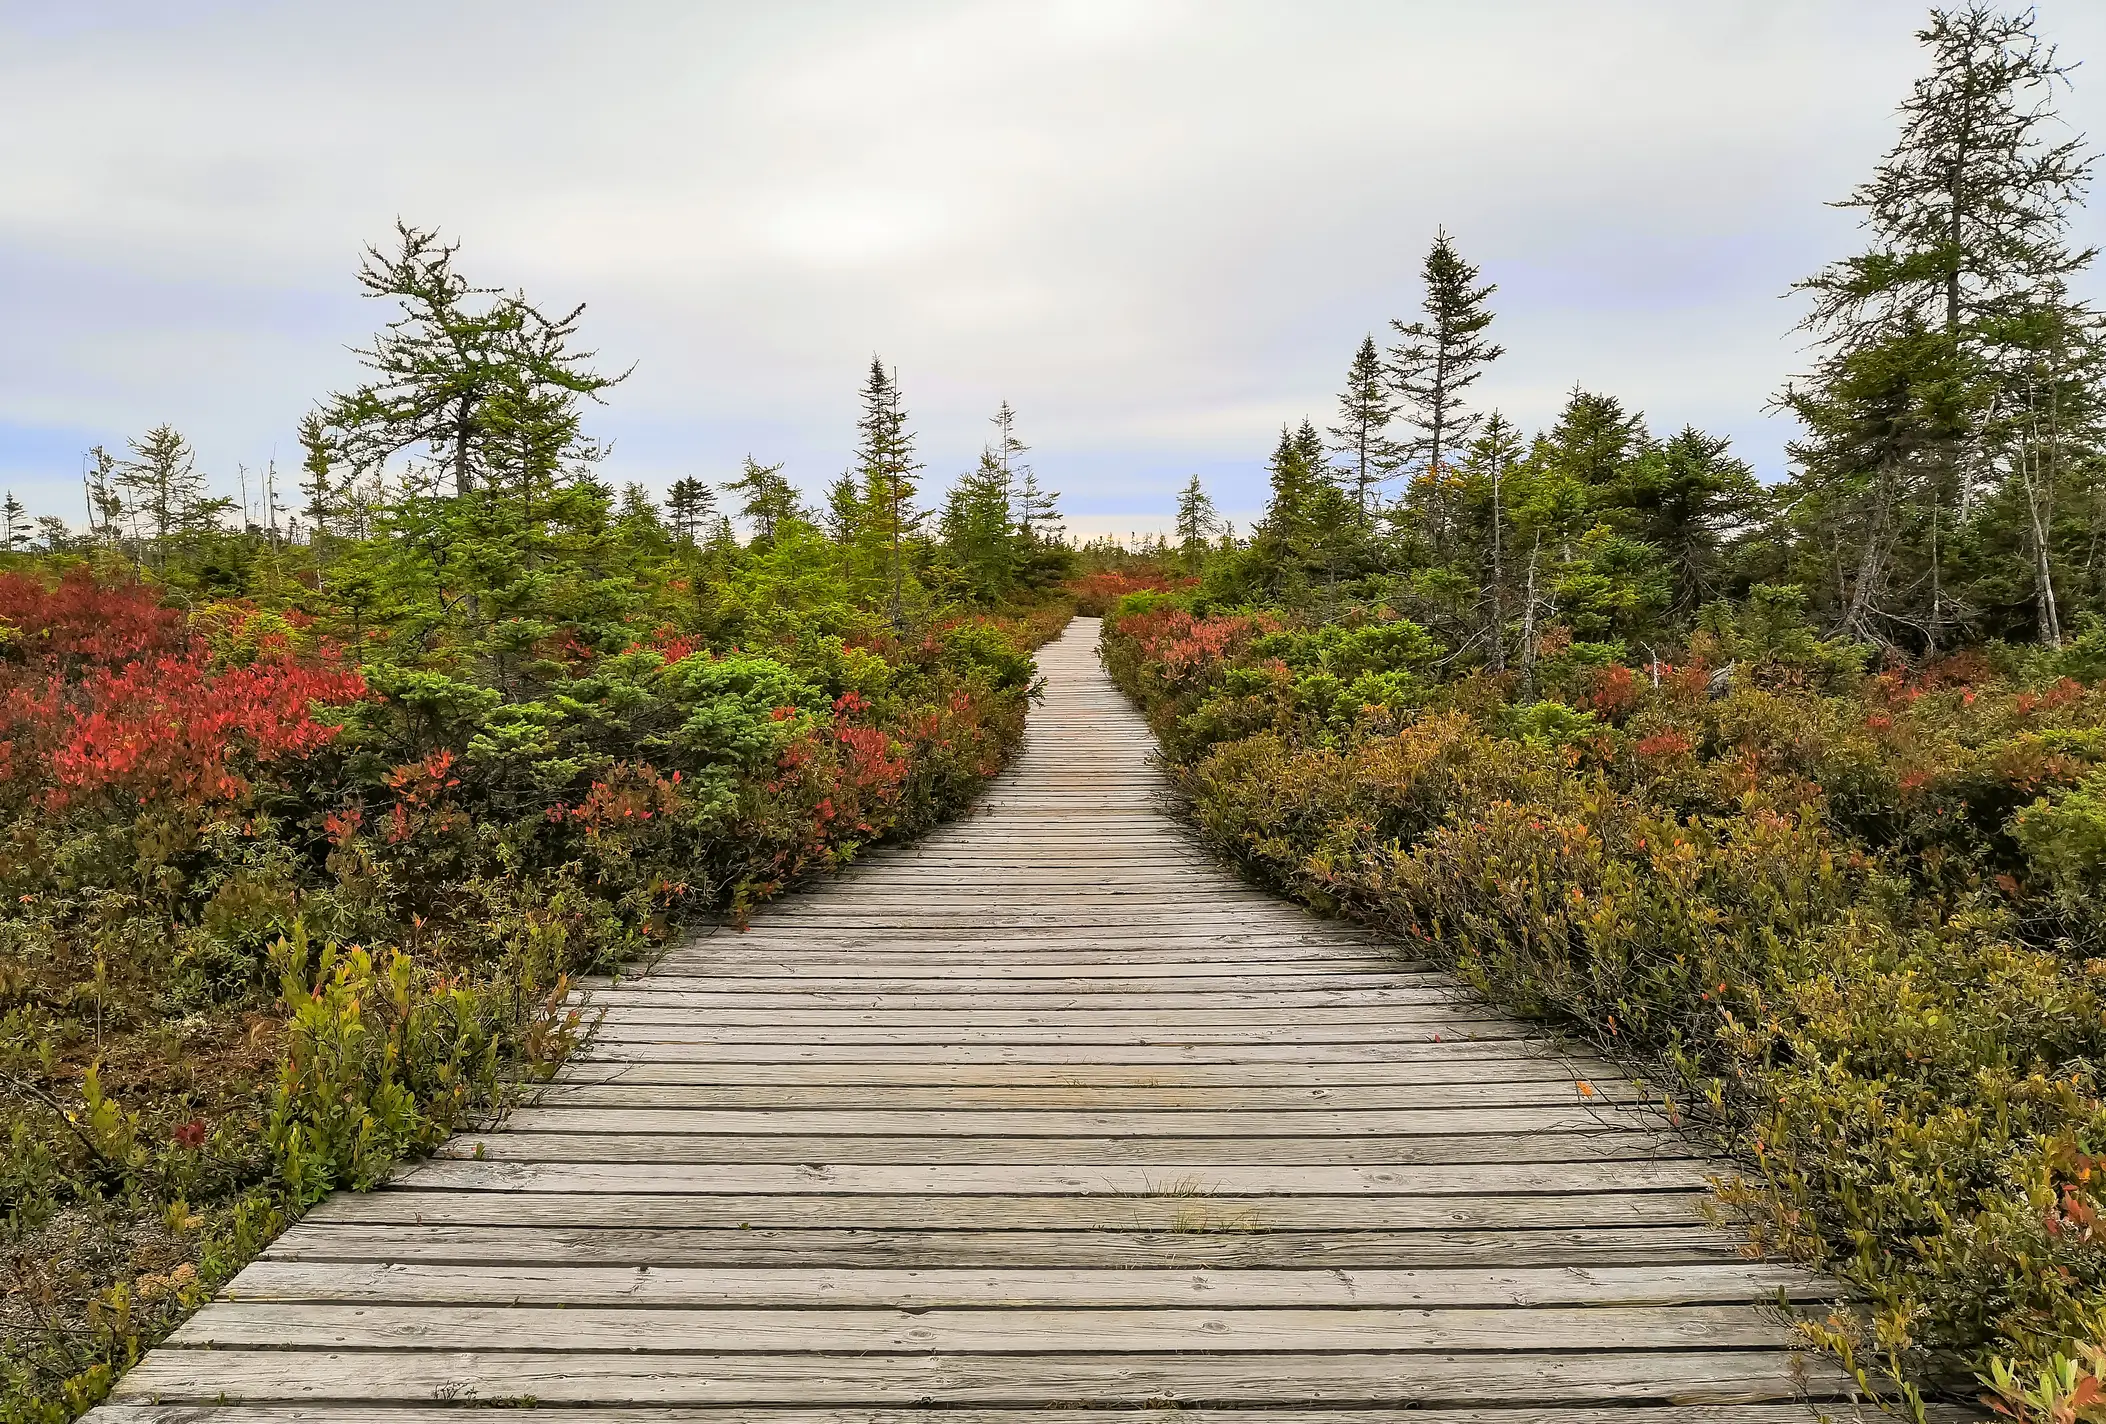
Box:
[526,1082,1640,1110]
[221,1261,1827,1308]
[170,1302,1793,1353]
[677,931,1393,948]
[584,1022,1534,1044]
[454,1107,1672,1141]
[388,1159,1709,1195]
[614,960,1423,985]
[586,1004,1500,1026]
[301,1190,1715,1230]
[106,1348,1852,1407]
[260,1223,1757,1269]
[84,1407,1944,1424]
[581,987,1468,1009]
[551,1058,1610,1086]
[577,1040,1591,1064]
[436,1130,1682,1166]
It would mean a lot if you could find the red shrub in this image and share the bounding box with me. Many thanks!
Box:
[0,575,366,809]
[0,569,188,669]
[1068,569,1194,615]
[1584,664,1644,722]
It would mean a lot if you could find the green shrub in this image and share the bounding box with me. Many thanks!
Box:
[1105,602,2106,1412]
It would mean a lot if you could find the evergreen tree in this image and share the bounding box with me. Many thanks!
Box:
[853,358,923,626]
[1979,279,2106,641]
[115,425,226,571]
[1011,468,1058,541]
[1455,413,1525,669]
[939,449,1019,604]
[1,492,28,553]
[1389,230,1503,549]
[824,472,865,545]
[297,412,342,543]
[1540,388,1651,509]
[665,477,716,546]
[990,400,1027,500]
[725,456,800,542]
[1174,475,1220,569]
[83,445,124,551]
[314,222,625,496]
[1783,320,1971,642]
[1805,6,2093,361]
[1782,4,2099,646]
[990,404,1071,590]
[1246,421,1361,603]
[618,482,670,543]
[1328,334,1398,515]
[1622,426,1767,616]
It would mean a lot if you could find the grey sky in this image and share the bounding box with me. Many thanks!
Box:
[5,0,2105,537]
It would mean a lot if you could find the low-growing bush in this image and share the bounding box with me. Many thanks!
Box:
[1,568,1061,1419]
[1104,597,2106,1417]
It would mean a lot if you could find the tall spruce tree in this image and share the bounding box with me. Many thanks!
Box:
[1782,4,2099,646]
[1175,475,1221,569]
[852,358,922,625]
[938,450,1018,604]
[990,400,1027,496]
[665,477,716,546]
[1389,230,1503,549]
[1541,388,1651,506]
[1248,420,1360,602]
[1329,334,1398,515]
[1,492,27,553]
[824,472,865,543]
[1621,426,1766,616]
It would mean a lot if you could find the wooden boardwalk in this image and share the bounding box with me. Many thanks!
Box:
[93,617,1882,1422]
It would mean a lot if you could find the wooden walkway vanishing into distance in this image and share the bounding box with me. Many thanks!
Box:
[93,616,1889,1422]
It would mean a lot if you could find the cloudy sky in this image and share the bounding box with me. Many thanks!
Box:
[5,1,2105,537]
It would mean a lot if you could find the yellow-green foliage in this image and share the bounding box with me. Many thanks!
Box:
[1107,597,2106,1412]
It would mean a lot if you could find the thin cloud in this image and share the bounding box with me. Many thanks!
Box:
[2,0,2103,528]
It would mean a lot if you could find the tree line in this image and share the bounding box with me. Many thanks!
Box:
[7,223,1074,650]
[1165,2,2104,669]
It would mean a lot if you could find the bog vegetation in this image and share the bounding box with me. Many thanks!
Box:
[1104,6,2106,1419]
[0,228,1072,1419]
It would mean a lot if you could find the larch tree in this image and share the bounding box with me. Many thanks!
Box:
[115,425,225,571]
[726,456,800,543]
[314,222,626,497]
